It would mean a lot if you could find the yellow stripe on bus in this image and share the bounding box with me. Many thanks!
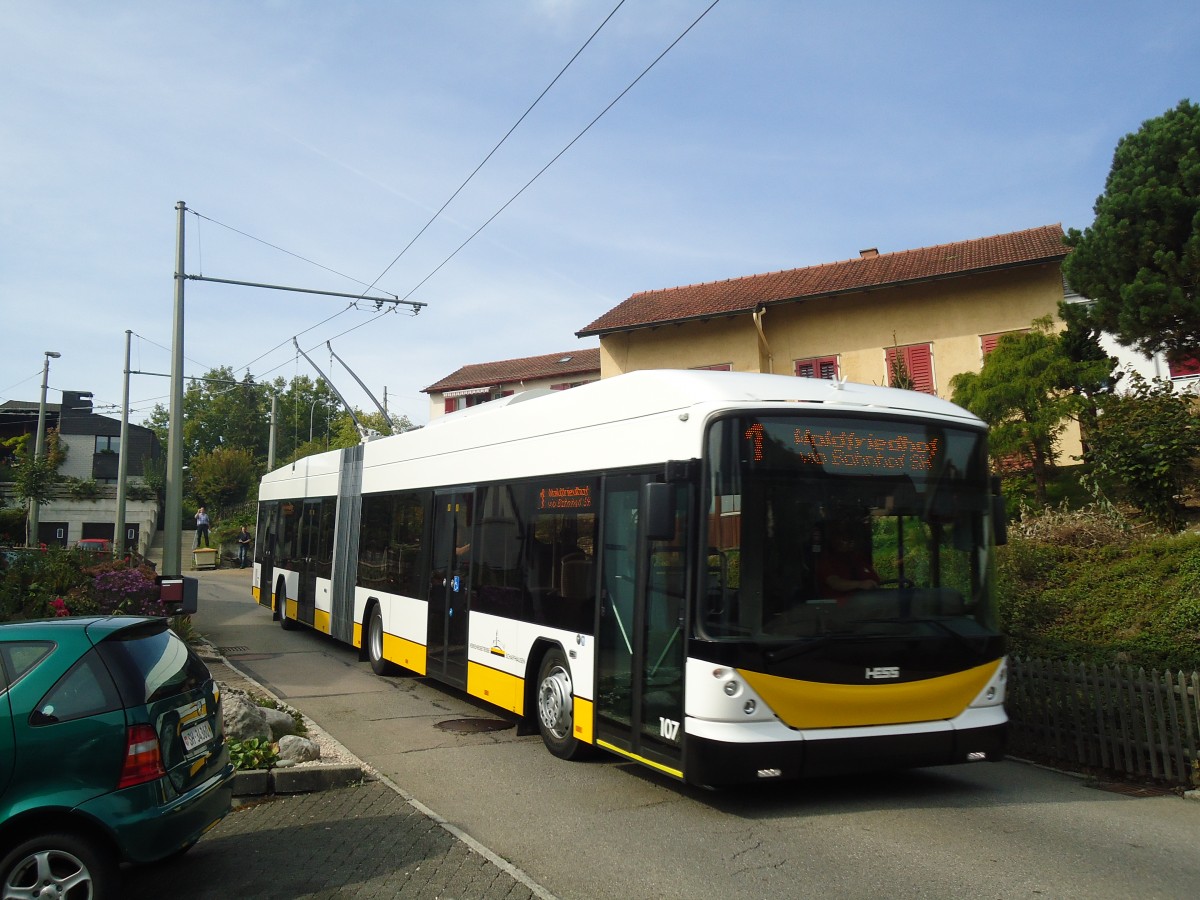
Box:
[467,662,524,715]
[595,739,683,779]
[383,632,427,675]
[738,660,1001,729]
[572,696,594,745]
[314,609,331,635]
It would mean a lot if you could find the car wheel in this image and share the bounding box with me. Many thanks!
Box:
[536,648,589,760]
[366,605,397,676]
[0,831,117,900]
[276,578,295,631]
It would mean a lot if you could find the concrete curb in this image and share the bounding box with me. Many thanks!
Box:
[232,764,367,797]
[200,646,372,797]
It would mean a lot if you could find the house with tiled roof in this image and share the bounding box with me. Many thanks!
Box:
[422,348,600,420]
[577,224,1073,399]
[0,389,160,550]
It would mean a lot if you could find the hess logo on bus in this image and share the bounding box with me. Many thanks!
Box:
[864,666,900,680]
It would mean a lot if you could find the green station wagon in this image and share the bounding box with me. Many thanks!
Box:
[0,616,234,899]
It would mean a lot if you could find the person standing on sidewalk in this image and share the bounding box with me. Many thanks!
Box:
[237,525,253,568]
[195,507,212,548]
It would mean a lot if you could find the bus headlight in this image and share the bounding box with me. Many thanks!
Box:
[724,680,740,697]
[743,700,756,715]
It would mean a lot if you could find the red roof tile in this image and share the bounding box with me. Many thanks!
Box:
[423,348,600,394]
[577,224,1067,336]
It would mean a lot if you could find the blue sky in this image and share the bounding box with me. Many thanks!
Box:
[2,1,1196,426]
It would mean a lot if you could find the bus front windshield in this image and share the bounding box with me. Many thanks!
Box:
[701,413,997,641]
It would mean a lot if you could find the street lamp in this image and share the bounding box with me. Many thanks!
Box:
[27,350,61,546]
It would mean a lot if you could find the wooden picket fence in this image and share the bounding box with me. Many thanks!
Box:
[1006,656,1200,786]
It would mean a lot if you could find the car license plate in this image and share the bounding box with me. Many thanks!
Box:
[182,720,214,752]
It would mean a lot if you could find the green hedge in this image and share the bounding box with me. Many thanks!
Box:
[997,529,1200,671]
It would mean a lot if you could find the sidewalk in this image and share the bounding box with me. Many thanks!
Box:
[123,778,545,899]
[142,532,556,900]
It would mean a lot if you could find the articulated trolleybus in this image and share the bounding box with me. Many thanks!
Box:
[253,369,1007,786]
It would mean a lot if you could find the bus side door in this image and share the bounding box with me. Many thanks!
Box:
[296,499,323,627]
[595,475,687,775]
[428,490,473,688]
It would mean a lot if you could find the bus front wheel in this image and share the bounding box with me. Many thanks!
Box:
[536,648,587,760]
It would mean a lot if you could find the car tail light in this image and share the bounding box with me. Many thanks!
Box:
[118,723,166,789]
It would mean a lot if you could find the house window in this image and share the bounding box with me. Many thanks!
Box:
[1168,352,1200,379]
[444,397,458,414]
[885,344,935,394]
[981,330,1030,358]
[95,435,118,453]
[691,363,732,371]
[794,356,838,380]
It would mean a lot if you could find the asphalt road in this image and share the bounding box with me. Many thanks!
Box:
[191,566,1200,900]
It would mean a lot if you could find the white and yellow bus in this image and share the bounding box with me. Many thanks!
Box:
[253,369,1007,786]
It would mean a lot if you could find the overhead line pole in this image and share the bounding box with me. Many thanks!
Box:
[164,202,427,576]
[183,274,427,311]
[165,202,186,578]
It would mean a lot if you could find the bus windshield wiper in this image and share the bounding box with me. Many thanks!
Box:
[763,632,847,665]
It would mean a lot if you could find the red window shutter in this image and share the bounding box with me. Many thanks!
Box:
[981,329,1030,358]
[906,344,934,393]
[887,345,934,394]
[1168,352,1200,378]
[444,398,457,413]
[794,356,838,379]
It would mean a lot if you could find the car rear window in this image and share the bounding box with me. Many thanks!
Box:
[0,641,54,692]
[97,621,211,705]
[32,648,123,725]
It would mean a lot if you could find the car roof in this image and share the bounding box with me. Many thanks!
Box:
[0,615,166,641]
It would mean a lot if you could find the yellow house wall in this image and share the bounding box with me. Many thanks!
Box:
[600,263,1062,388]
[597,261,1083,458]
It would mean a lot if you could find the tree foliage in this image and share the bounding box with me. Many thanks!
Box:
[1084,374,1200,530]
[950,318,1091,503]
[1062,99,1200,359]
[188,447,259,517]
[144,371,341,468]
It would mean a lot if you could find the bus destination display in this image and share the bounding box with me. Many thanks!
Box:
[744,422,941,474]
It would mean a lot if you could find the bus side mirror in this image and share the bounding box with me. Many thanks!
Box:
[643,482,676,542]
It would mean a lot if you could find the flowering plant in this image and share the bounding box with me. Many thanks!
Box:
[49,597,70,618]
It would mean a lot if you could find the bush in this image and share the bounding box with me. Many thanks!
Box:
[1085,375,1200,530]
[997,522,1200,670]
[0,550,165,621]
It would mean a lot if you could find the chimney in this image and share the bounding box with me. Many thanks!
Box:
[859,248,879,259]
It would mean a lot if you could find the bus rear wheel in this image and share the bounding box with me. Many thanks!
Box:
[536,648,588,760]
[366,605,396,675]
[276,579,295,630]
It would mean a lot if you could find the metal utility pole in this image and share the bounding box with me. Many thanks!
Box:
[115,330,131,556]
[164,201,186,577]
[160,200,428,569]
[27,350,61,546]
[267,392,277,471]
